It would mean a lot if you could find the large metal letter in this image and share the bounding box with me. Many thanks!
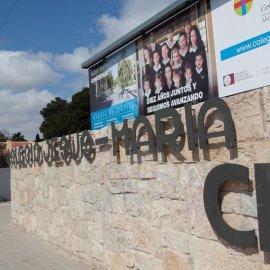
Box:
[69,133,81,160]
[198,98,235,149]
[185,103,196,151]
[155,108,181,153]
[50,137,60,162]
[255,164,270,252]
[112,119,129,156]
[81,130,93,160]
[132,115,154,154]
[60,135,70,162]
[25,144,33,164]
[204,163,257,247]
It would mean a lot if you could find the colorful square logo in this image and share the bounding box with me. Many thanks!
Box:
[234,0,253,16]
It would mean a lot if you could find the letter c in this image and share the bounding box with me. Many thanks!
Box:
[203,164,257,247]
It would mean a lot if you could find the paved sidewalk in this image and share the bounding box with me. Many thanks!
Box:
[0,202,92,270]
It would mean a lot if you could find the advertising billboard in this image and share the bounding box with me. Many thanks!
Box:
[211,0,270,97]
[87,0,270,130]
[136,1,218,116]
[89,43,138,130]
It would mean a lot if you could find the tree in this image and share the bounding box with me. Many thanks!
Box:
[0,130,9,168]
[11,132,27,141]
[35,134,43,142]
[0,149,9,168]
[39,97,70,139]
[0,129,10,142]
[39,88,90,139]
[67,87,90,134]
[107,71,114,90]
[0,129,27,168]
[118,58,134,87]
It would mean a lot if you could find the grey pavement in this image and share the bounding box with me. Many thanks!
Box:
[0,202,92,270]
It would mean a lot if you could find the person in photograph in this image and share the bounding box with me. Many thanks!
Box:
[149,31,162,62]
[161,42,170,66]
[170,48,185,82]
[146,73,170,113]
[166,24,177,59]
[172,68,182,90]
[193,52,208,100]
[178,31,188,65]
[164,64,174,93]
[142,76,154,115]
[184,17,192,46]
[184,62,205,103]
[143,46,153,78]
[152,51,165,83]
[170,68,184,108]
[184,63,193,88]
[185,25,207,72]
[154,73,164,95]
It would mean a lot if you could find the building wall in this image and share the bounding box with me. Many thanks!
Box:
[0,168,11,199]
[10,87,270,270]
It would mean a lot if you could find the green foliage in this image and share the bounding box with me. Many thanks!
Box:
[39,87,90,139]
[0,130,9,167]
[0,129,10,142]
[39,97,70,139]
[67,87,90,134]
[0,143,7,168]
[35,134,42,142]
[107,71,114,89]
[117,58,134,87]
[0,129,27,168]
[11,132,26,142]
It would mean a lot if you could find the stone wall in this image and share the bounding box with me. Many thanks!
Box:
[11,87,270,270]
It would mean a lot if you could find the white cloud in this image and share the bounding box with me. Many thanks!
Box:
[0,89,55,141]
[0,0,178,143]
[63,77,89,92]
[0,50,63,91]
[54,47,91,74]
[91,0,177,54]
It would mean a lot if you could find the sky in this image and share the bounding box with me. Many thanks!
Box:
[0,0,177,141]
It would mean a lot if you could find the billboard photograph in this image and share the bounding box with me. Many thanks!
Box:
[89,42,138,129]
[136,1,218,116]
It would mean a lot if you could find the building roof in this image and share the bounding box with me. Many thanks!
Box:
[0,141,33,155]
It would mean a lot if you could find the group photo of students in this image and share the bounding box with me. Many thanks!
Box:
[139,15,210,116]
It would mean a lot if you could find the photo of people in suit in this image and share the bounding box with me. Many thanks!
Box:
[137,2,218,115]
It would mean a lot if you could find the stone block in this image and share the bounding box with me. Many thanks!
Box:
[162,230,190,255]
[126,194,141,217]
[110,253,126,270]
[193,202,219,240]
[139,162,158,179]
[91,240,104,262]
[220,191,242,214]
[113,214,133,231]
[241,191,258,218]
[111,194,125,214]
[151,199,171,228]
[109,180,124,194]
[164,250,190,270]
[123,179,138,193]
[134,220,162,257]
[189,236,229,270]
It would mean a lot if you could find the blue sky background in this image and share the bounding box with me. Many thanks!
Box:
[0,0,176,140]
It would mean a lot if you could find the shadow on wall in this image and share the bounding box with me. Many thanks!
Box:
[0,168,11,201]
